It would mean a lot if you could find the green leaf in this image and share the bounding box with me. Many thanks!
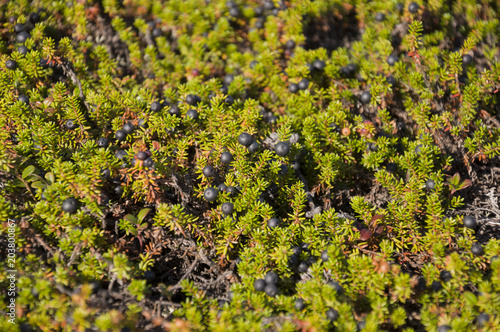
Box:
[463,291,478,306]
[124,214,138,223]
[45,172,55,184]
[137,208,151,223]
[22,165,36,179]
[31,181,46,189]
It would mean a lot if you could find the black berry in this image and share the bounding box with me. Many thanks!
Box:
[285,39,296,49]
[289,83,299,93]
[115,130,127,141]
[408,2,420,13]
[204,187,218,202]
[462,54,473,65]
[238,132,253,147]
[438,325,452,332]
[292,246,302,256]
[186,109,199,119]
[375,12,385,21]
[66,119,77,130]
[313,59,326,71]
[386,75,397,85]
[169,104,181,116]
[431,280,442,292]
[264,271,279,285]
[122,123,134,134]
[115,150,127,160]
[229,7,240,17]
[321,249,329,262]
[225,95,234,105]
[150,101,162,112]
[268,217,279,228]
[136,151,148,161]
[298,261,309,273]
[471,243,484,256]
[254,279,266,292]
[326,308,339,322]
[386,163,397,173]
[275,141,290,157]
[18,94,29,104]
[114,186,123,196]
[185,94,200,106]
[18,45,29,55]
[440,270,452,282]
[220,151,233,164]
[144,158,155,168]
[248,141,259,153]
[203,165,215,177]
[97,137,109,148]
[360,91,372,105]
[152,28,162,38]
[387,54,399,66]
[221,202,234,215]
[298,79,309,90]
[463,216,477,230]
[16,31,30,43]
[6,60,17,70]
[425,179,435,190]
[328,281,344,295]
[224,74,234,86]
[476,313,490,327]
[264,284,278,297]
[14,23,25,33]
[295,298,306,311]
[62,198,79,214]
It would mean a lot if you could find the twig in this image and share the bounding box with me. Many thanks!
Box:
[59,61,91,114]
[168,256,199,292]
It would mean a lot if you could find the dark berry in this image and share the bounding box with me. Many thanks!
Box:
[150,101,162,112]
[186,109,199,119]
[14,23,25,33]
[229,7,240,17]
[264,1,275,10]
[476,313,490,327]
[248,141,259,153]
[152,28,162,38]
[360,91,372,105]
[250,60,258,69]
[357,320,366,331]
[295,298,305,311]
[238,132,253,147]
[313,59,326,71]
[204,187,218,202]
[386,163,397,173]
[292,246,302,256]
[203,165,215,177]
[438,325,452,332]
[100,192,110,205]
[254,279,266,292]
[285,40,296,49]
[321,249,329,262]
[6,60,17,70]
[255,20,265,29]
[387,54,399,66]
[298,79,309,90]
[16,31,30,43]
[29,13,41,24]
[301,242,310,251]
[463,216,477,230]
[431,280,442,292]
[185,94,199,106]
[264,271,279,285]
[221,202,234,215]
[463,54,473,65]
[97,137,109,148]
[225,95,234,105]
[387,75,397,85]
[138,118,148,128]
[275,141,290,157]
[101,168,111,179]
[224,74,234,86]
[18,45,29,55]
[62,198,79,214]
[326,308,339,322]
[115,130,127,141]
[227,186,239,197]
[396,3,404,11]
[144,158,155,168]
[219,86,229,95]
[471,243,484,256]
[169,104,180,116]
[115,150,127,160]
[289,83,299,93]
[114,186,123,196]
[220,151,233,164]
[328,281,344,295]
[440,270,452,282]
[288,254,299,266]
[267,115,278,124]
[425,179,435,190]
[408,2,420,13]
[268,217,279,228]
[375,12,385,21]
[122,123,134,134]
[264,284,278,297]
[136,151,148,161]
[254,6,264,16]
[18,94,29,104]
[218,183,228,192]
[66,119,78,130]
[298,261,309,273]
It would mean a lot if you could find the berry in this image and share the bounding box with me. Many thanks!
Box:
[238,132,253,147]
[225,95,234,105]
[357,320,367,331]
[386,75,397,85]
[425,179,435,190]
[328,281,344,295]
[229,7,240,17]
[292,246,302,256]
[221,202,234,215]
[463,54,473,65]
[254,279,266,292]
[438,325,452,332]
[440,270,452,282]
[150,101,162,112]
[321,249,329,262]
[298,261,309,273]
[114,186,123,196]
[16,31,30,43]
[97,137,109,148]
[136,151,148,161]
[186,109,199,119]
[289,83,299,93]
[218,183,228,192]
[17,45,29,55]
[204,187,218,202]
[100,192,110,205]
[115,130,127,141]
[415,144,423,154]
[476,313,490,327]
[144,158,155,168]
[386,163,397,173]
[396,3,404,11]
[326,308,339,322]
[264,271,279,285]
[224,74,234,85]
[152,28,162,38]
[254,6,264,16]
[463,216,477,230]
[288,254,299,266]
[185,94,200,106]
[471,243,484,256]
[14,23,25,33]
[275,141,290,157]
[248,141,259,153]
[101,168,111,179]
[138,118,148,128]
[115,150,127,160]
[66,119,77,130]
[268,217,279,228]
[203,165,215,177]
[264,0,275,10]
[62,198,79,214]
[169,104,181,116]
[250,60,258,69]
[6,60,17,70]
[227,186,239,197]
[431,280,442,292]
[387,54,399,66]
[18,94,29,104]
[298,79,309,90]
[122,123,134,134]
[220,151,233,165]
[285,40,296,49]
[375,12,385,21]
[264,284,278,297]
[295,298,306,311]
[312,59,326,71]
[360,91,372,105]
[408,2,420,13]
